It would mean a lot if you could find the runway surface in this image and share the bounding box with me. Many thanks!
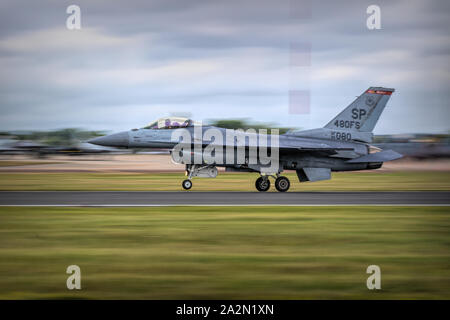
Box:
[0,191,449,206]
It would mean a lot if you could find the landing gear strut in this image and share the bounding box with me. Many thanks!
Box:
[182,165,194,190]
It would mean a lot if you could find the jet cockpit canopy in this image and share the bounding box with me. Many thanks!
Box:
[142,117,199,129]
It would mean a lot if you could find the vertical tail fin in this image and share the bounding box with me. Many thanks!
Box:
[324,87,395,132]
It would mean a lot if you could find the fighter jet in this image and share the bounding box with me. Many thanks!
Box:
[89,87,402,192]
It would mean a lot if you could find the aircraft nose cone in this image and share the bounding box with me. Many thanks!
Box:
[88,131,129,147]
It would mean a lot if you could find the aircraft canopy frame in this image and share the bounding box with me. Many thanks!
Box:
[142,117,199,130]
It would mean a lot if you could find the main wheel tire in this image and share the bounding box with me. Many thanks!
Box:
[255,177,270,192]
[275,176,290,192]
[182,179,192,190]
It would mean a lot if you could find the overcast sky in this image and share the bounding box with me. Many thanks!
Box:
[0,0,449,134]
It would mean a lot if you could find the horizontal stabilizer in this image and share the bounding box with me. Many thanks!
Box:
[346,149,402,163]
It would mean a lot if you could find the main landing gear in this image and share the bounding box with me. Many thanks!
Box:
[255,175,290,192]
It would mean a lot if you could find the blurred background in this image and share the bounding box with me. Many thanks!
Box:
[0,0,449,300]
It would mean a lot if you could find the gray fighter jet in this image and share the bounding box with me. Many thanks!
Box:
[89,87,402,192]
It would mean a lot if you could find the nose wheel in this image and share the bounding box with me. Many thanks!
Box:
[182,179,192,190]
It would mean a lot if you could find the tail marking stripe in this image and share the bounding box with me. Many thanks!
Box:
[366,89,392,95]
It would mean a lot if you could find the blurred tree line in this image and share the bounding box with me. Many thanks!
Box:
[1,129,106,146]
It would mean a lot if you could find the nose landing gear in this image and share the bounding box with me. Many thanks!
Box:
[182,165,194,190]
[181,164,219,190]
[182,179,192,190]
